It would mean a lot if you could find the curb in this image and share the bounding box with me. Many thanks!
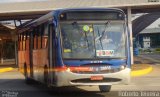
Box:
[0,67,14,73]
[131,64,153,77]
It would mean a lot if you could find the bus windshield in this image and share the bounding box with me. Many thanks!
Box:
[60,21,126,59]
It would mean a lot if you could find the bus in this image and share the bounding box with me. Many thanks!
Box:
[17,8,131,92]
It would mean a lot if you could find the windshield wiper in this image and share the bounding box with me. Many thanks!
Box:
[97,27,103,50]
[96,21,110,50]
[83,29,90,49]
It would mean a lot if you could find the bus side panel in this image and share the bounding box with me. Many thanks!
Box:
[38,49,48,83]
[32,49,48,83]
[18,51,25,74]
[25,39,31,77]
[32,50,39,81]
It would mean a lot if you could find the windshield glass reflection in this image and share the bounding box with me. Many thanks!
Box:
[60,21,126,59]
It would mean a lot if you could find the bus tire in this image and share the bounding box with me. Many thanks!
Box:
[24,64,34,84]
[44,65,49,84]
[99,85,111,92]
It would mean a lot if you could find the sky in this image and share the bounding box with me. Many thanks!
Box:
[0,0,47,3]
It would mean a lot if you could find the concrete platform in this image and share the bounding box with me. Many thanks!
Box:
[131,64,153,77]
[0,67,14,73]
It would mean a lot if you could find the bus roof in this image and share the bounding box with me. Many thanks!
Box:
[56,8,124,14]
[18,8,124,33]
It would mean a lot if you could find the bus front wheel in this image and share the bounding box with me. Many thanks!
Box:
[99,85,111,92]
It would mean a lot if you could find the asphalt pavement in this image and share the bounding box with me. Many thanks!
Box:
[135,53,160,64]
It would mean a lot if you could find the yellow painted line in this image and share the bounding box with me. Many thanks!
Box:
[131,65,153,77]
[0,67,14,73]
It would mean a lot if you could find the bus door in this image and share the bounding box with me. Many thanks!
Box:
[48,23,57,85]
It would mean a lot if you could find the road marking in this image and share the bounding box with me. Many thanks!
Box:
[0,67,14,73]
[131,65,153,77]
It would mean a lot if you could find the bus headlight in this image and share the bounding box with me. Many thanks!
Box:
[120,65,126,70]
[66,68,71,72]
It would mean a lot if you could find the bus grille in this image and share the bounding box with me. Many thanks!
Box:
[71,78,121,83]
[71,68,121,74]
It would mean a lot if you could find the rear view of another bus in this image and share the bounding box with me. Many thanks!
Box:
[55,8,131,92]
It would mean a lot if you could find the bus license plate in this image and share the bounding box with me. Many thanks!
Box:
[91,76,103,80]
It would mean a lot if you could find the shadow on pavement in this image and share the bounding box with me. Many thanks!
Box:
[134,56,156,64]
[0,78,107,97]
[30,82,107,97]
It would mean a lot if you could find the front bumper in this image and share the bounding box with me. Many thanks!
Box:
[54,68,131,87]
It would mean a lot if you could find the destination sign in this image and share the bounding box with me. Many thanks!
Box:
[60,11,124,21]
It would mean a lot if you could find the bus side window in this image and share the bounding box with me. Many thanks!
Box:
[22,33,26,51]
[42,23,48,48]
[18,35,20,51]
[20,34,22,51]
[33,28,38,49]
[37,26,40,49]
[26,32,30,50]
[38,25,44,49]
